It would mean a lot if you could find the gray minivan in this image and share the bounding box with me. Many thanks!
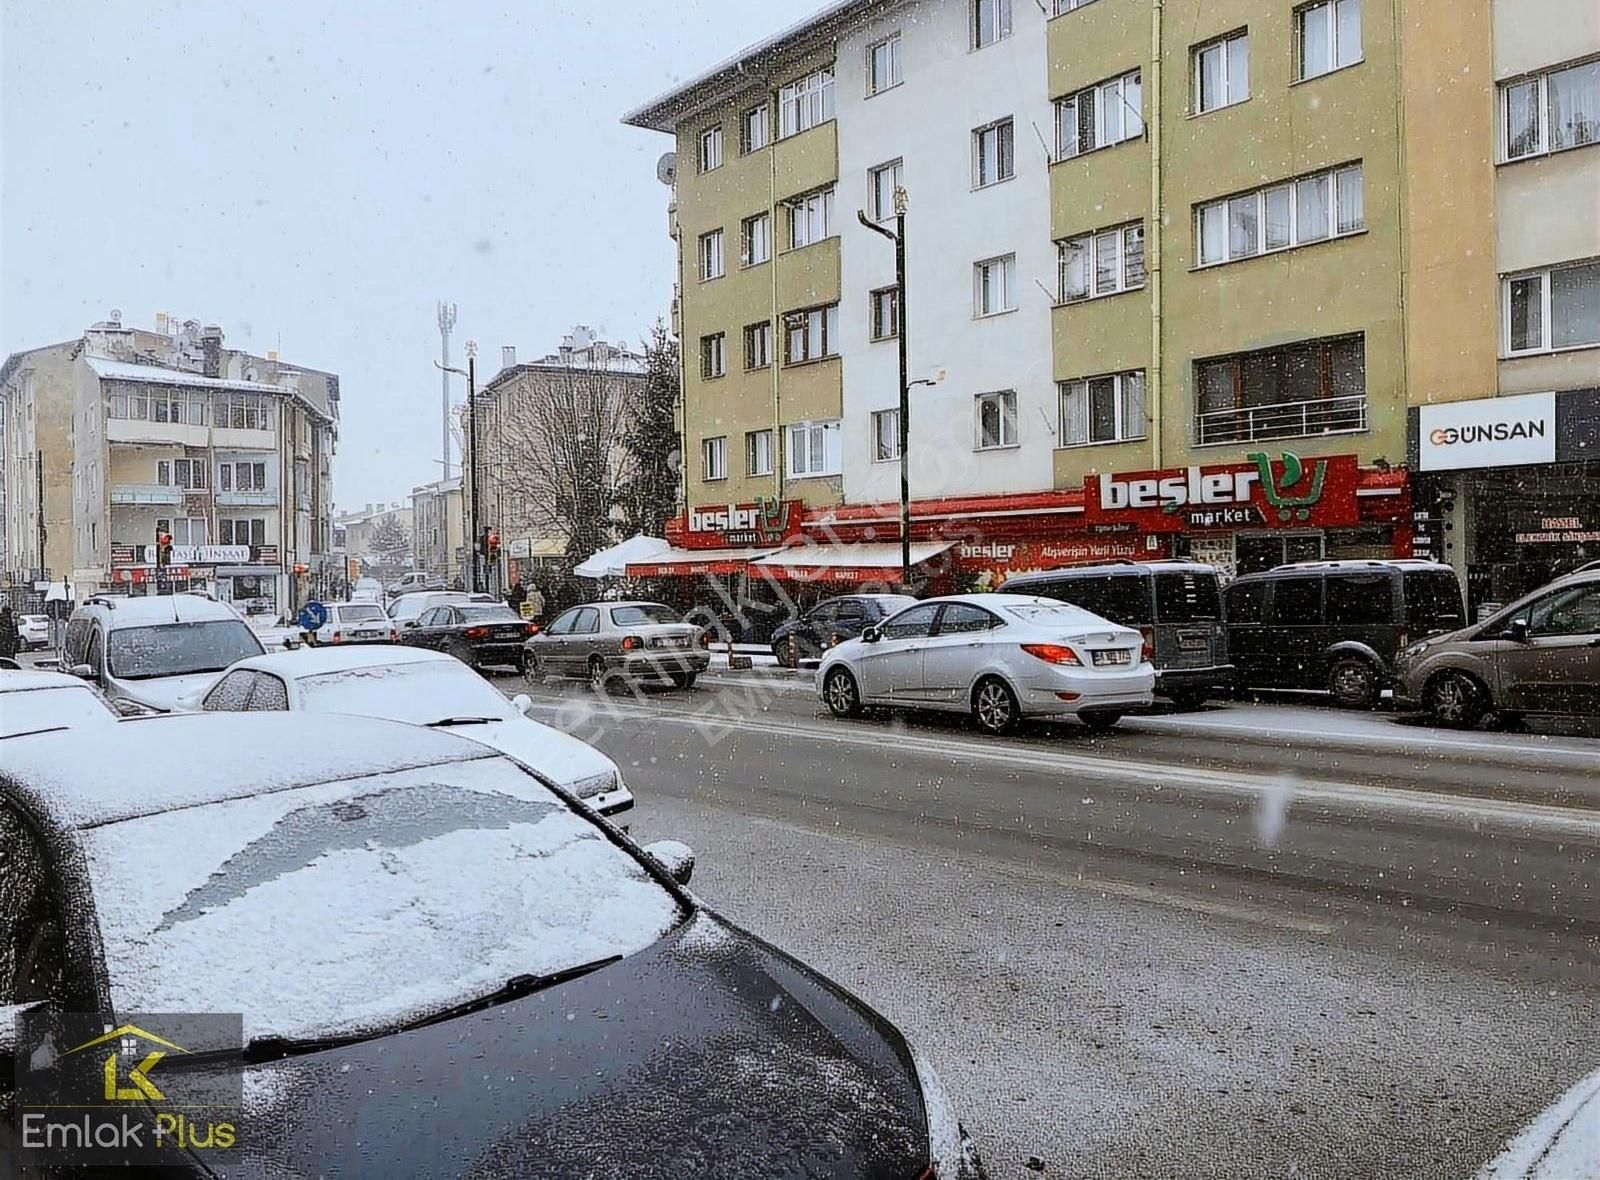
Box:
[999,561,1233,709]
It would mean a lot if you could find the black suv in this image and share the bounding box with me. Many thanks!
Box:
[1224,559,1466,708]
[770,593,918,668]
[1001,561,1233,709]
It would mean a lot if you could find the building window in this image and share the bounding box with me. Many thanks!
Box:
[786,419,842,478]
[1504,261,1600,355]
[698,125,723,173]
[1059,222,1145,301]
[741,212,771,266]
[869,158,904,222]
[1053,0,1099,13]
[1059,371,1147,447]
[1503,59,1600,161]
[972,118,1015,187]
[1295,0,1361,82]
[1055,71,1143,159]
[870,287,901,340]
[741,104,770,153]
[220,461,267,491]
[220,518,266,546]
[162,458,207,490]
[972,0,1012,49]
[1194,334,1367,445]
[784,304,840,364]
[744,321,773,369]
[1196,163,1363,267]
[872,408,902,461]
[1194,30,1249,113]
[787,187,835,249]
[698,228,725,280]
[974,254,1017,317]
[170,517,208,546]
[867,32,903,95]
[700,333,727,380]
[975,390,1019,449]
[778,68,835,139]
[702,436,728,481]
[747,429,774,477]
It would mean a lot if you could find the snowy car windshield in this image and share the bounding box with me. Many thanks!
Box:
[80,758,686,1042]
[297,661,518,724]
[107,621,265,680]
[0,685,117,737]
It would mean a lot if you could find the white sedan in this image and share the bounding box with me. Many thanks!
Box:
[816,593,1155,735]
[306,599,397,646]
[175,646,634,820]
[1,669,119,737]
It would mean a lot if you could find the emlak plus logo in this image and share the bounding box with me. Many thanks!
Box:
[15,1011,243,1167]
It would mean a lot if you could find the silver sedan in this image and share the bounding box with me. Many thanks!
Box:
[526,601,711,689]
[816,593,1155,735]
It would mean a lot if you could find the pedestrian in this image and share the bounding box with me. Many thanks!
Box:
[528,585,545,622]
[506,581,527,613]
[0,606,20,661]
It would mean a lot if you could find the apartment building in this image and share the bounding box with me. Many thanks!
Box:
[0,314,340,611]
[410,477,464,586]
[625,0,1589,597]
[335,501,414,573]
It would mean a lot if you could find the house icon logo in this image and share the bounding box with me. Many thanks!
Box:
[62,1024,191,1102]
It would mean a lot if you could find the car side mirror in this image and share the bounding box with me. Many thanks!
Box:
[403,620,420,629]
[511,693,534,717]
[70,663,95,680]
[1508,618,1530,644]
[861,626,882,643]
[643,839,695,886]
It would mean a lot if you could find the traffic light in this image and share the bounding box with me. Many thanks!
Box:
[485,531,500,560]
[155,529,173,568]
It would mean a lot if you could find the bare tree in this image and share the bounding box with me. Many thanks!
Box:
[481,355,638,562]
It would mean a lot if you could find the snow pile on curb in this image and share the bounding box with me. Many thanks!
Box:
[1478,1065,1600,1179]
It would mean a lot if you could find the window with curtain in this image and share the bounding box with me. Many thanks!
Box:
[1059,372,1147,447]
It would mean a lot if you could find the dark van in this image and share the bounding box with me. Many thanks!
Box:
[1000,561,1233,709]
[1223,559,1467,708]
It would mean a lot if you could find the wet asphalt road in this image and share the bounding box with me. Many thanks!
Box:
[498,670,1600,1179]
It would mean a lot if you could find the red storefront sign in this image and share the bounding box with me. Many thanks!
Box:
[1084,452,1362,533]
[949,536,1164,585]
[111,566,193,584]
[628,555,752,577]
[675,499,804,550]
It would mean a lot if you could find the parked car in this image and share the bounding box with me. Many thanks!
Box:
[1001,561,1232,710]
[387,589,474,625]
[527,601,711,689]
[817,593,1154,735]
[17,613,50,651]
[0,712,983,1178]
[176,645,634,819]
[386,569,445,596]
[306,600,398,646]
[1395,564,1600,727]
[61,593,266,713]
[351,577,385,604]
[398,600,536,671]
[0,668,119,737]
[1223,560,1466,708]
[770,594,918,668]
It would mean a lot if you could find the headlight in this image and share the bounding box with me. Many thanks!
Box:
[1399,641,1430,662]
[567,769,619,800]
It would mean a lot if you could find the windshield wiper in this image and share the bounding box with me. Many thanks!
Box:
[425,716,501,727]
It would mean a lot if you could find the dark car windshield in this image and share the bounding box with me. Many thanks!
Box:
[107,620,265,680]
[611,604,682,625]
[1154,570,1223,623]
[1402,570,1466,632]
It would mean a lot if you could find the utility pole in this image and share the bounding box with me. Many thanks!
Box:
[857,188,912,587]
[466,341,480,593]
[35,450,46,579]
[437,301,457,482]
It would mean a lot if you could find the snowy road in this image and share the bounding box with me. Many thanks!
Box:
[494,670,1600,1179]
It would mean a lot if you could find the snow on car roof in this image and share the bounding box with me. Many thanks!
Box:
[0,669,94,693]
[75,593,245,627]
[0,712,496,829]
[232,644,451,679]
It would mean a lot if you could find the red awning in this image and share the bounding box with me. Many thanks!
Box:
[624,546,776,578]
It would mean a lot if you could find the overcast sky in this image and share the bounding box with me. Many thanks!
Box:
[1,0,793,509]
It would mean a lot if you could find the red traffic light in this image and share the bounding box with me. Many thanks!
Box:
[486,531,500,553]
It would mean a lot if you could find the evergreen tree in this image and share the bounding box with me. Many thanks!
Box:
[620,320,682,538]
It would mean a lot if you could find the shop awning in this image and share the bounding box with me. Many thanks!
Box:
[748,541,954,583]
[576,534,671,578]
[625,546,777,578]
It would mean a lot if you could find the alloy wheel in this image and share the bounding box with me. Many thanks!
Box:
[974,680,1015,734]
[824,669,858,717]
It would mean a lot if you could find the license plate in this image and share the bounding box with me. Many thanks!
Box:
[1092,649,1132,666]
[658,636,688,649]
[1179,635,1208,652]
[354,630,381,639]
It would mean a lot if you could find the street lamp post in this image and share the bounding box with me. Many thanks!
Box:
[857,188,912,587]
[435,338,481,592]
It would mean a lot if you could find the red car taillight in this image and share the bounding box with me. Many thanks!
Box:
[697,630,712,648]
[388,629,398,642]
[621,635,643,652]
[331,631,343,645]
[463,626,489,639]
[525,622,541,636]
[1021,642,1081,666]
[1138,626,1154,662]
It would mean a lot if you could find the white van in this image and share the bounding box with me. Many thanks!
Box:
[63,593,266,713]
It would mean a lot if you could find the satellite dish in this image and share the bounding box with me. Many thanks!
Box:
[656,152,677,186]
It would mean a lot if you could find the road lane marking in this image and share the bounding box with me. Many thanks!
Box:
[520,696,1600,840]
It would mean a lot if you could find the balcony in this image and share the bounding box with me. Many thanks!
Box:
[110,483,183,506]
[1194,395,1368,447]
[216,490,277,507]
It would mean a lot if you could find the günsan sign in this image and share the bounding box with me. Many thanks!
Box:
[684,499,803,548]
[1417,392,1556,471]
[1085,452,1361,532]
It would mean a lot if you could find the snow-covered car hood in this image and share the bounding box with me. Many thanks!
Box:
[458,717,620,792]
[208,913,937,1180]
[1477,1065,1600,1180]
[113,672,225,713]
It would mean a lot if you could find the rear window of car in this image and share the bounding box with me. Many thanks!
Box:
[458,605,521,622]
[1012,574,1154,627]
[611,604,682,626]
[1402,570,1466,632]
[1153,571,1222,623]
[1003,603,1108,627]
[337,604,386,623]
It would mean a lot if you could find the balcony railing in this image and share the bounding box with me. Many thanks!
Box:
[216,490,277,507]
[1195,395,1368,447]
[110,483,183,505]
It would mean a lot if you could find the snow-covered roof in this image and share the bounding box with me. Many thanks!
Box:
[86,356,292,395]
[80,592,247,628]
[234,644,448,679]
[0,712,495,828]
[0,669,90,693]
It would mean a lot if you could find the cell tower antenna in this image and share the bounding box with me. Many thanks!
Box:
[437,301,458,481]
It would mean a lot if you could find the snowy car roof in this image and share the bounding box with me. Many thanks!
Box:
[231,644,451,679]
[0,712,497,829]
[74,593,248,628]
[0,669,94,693]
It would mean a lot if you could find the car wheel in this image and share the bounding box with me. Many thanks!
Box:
[823,667,863,718]
[522,651,541,682]
[670,671,698,690]
[1425,670,1487,729]
[1079,710,1124,733]
[971,677,1020,736]
[774,636,801,669]
[588,656,613,694]
[1328,657,1380,709]
[446,640,476,669]
[1167,689,1209,712]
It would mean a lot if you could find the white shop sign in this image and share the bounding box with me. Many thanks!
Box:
[1418,392,1555,471]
